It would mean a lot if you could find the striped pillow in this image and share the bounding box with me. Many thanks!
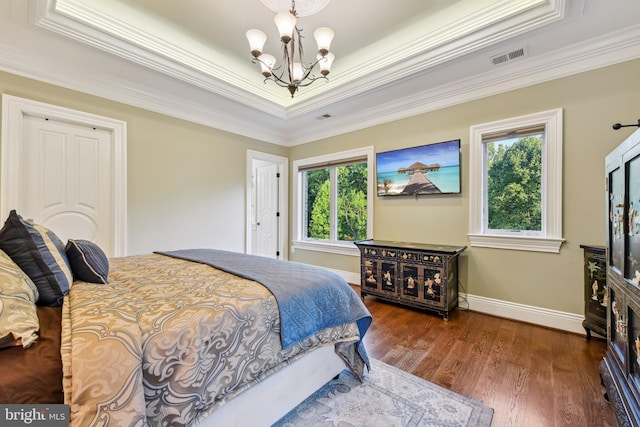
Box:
[0,210,73,306]
[65,239,109,284]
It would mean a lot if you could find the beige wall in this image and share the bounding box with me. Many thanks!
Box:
[0,71,287,255]
[289,58,640,315]
[2,58,639,317]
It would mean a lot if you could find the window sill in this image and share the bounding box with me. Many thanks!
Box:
[468,234,564,253]
[291,240,360,256]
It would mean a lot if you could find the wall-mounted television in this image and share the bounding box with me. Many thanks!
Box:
[376,139,461,196]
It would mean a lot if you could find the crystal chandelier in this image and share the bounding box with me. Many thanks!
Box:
[246,0,335,98]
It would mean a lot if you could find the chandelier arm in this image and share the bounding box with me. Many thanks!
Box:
[262,76,290,88]
[251,45,293,88]
[292,60,323,86]
[253,56,286,73]
[268,74,295,88]
[251,56,282,73]
[267,43,297,88]
[289,29,298,83]
[261,54,328,89]
[296,26,305,68]
[294,75,328,88]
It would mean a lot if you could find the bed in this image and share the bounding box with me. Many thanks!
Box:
[0,211,372,427]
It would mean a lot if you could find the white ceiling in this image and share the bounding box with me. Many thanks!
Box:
[1,0,639,146]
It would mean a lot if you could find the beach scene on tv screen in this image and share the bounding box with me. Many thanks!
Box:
[376,140,460,196]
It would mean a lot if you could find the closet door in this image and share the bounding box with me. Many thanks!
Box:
[21,115,114,253]
[255,162,279,258]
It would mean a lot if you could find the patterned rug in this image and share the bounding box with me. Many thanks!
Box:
[273,359,494,427]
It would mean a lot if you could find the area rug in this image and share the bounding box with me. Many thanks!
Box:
[273,359,494,427]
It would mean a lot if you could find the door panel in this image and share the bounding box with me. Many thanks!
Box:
[22,115,114,254]
[255,162,278,258]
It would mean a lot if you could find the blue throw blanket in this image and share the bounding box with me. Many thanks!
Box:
[156,249,371,367]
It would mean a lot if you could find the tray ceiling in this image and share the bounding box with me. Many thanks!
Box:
[1,0,639,145]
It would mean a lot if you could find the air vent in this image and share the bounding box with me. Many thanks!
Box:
[490,46,528,66]
[316,113,333,120]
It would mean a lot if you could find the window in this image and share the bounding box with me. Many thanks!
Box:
[293,147,374,255]
[468,109,564,252]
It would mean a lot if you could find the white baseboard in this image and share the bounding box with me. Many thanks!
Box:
[326,267,594,337]
[325,267,361,287]
[460,293,595,336]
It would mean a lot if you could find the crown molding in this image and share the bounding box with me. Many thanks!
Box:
[32,0,566,119]
[34,0,291,117]
[0,1,636,147]
[0,39,289,144]
[284,23,640,146]
[2,22,637,147]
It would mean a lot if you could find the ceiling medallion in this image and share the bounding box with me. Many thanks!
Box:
[260,0,331,17]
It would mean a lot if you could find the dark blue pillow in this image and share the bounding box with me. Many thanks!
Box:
[65,239,109,284]
[0,210,73,306]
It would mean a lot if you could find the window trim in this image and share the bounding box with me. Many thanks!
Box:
[292,146,374,256]
[468,109,564,253]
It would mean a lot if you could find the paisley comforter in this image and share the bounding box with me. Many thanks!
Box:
[61,253,366,427]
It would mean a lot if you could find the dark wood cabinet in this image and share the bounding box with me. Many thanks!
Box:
[581,244,607,339]
[601,128,640,427]
[354,240,466,320]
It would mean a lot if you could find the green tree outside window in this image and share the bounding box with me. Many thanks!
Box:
[305,162,367,241]
[486,135,542,231]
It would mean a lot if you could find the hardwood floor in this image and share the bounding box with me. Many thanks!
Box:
[359,293,616,427]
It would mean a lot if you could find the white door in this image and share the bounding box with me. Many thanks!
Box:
[21,115,114,253]
[246,150,288,260]
[2,95,126,257]
[255,162,279,258]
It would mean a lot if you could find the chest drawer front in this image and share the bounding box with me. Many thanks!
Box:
[399,250,421,263]
[421,253,446,267]
[361,246,397,261]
